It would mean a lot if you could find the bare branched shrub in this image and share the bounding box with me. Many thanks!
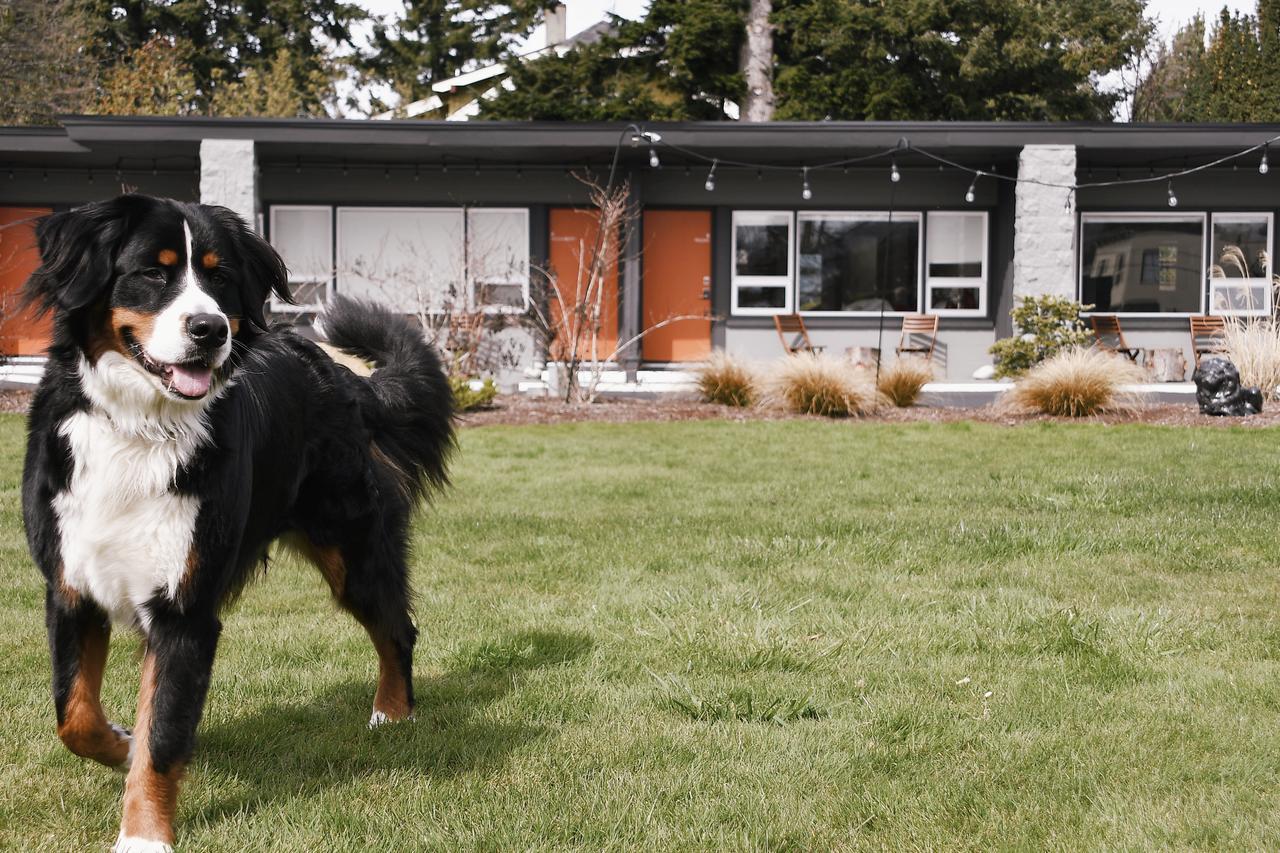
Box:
[1002,347,1145,417]
[877,358,934,408]
[695,351,757,407]
[762,353,884,417]
[1222,317,1280,399]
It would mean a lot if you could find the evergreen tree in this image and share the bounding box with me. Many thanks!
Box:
[1132,16,1205,121]
[77,0,363,116]
[0,0,95,124]
[356,1,544,113]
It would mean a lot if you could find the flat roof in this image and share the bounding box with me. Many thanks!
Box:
[1,117,1277,170]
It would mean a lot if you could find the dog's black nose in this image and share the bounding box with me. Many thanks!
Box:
[187,313,228,347]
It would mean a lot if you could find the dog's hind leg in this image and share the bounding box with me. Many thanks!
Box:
[46,589,133,769]
[294,533,417,727]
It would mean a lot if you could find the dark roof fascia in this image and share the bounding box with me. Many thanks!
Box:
[0,126,89,154]
[41,116,1280,154]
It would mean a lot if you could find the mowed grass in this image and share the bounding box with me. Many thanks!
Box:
[3,415,1280,850]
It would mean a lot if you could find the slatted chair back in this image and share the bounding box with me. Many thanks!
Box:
[1090,314,1140,362]
[1189,315,1227,365]
[895,314,939,361]
[774,313,821,355]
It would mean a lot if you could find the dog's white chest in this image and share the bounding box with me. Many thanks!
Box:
[53,410,204,629]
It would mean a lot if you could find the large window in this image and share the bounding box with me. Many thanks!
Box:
[731,211,792,314]
[796,212,921,313]
[271,205,530,314]
[269,206,332,312]
[1080,214,1206,315]
[926,211,987,316]
[1210,213,1272,316]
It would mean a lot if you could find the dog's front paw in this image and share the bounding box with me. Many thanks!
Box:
[109,723,134,773]
[368,710,415,729]
[113,834,173,853]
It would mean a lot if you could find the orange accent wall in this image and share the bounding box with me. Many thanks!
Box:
[642,209,712,362]
[548,207,618,360]
[0,207,52,356]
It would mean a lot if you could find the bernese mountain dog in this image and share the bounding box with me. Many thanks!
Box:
[22,194,454,852]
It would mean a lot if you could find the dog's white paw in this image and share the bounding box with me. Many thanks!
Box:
[368,710,415,729]
[110,723,134,773]
[113,834,173,853]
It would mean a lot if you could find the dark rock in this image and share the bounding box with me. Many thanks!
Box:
[1193,357,1263,416]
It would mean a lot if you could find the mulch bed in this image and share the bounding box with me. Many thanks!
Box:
[6,387,1277,428]
[462,394,1280,428]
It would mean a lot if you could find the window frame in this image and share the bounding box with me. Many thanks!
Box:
[466,206,531,313]
[1078,211,1208,318]
[1208,211,1273,317]
[268,204,333,314]
[731,210,794,316]
[793,210,924,317]
[925,210,988,318]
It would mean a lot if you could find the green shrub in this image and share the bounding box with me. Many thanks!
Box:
[451,375,498,411]
[989,295,1094,379]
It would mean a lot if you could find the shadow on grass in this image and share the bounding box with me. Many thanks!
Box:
[193,629,592,825]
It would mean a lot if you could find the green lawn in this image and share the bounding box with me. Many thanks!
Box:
[4,415,1280,850]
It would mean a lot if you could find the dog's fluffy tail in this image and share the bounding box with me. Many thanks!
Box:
[322,295,455,499]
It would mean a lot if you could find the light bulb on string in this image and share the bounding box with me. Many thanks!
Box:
[1261,144,1270,175]
[965,173,978,204]
[704,159,718,192]
[801,167,812,201]
[1167,179,1178,208]
[890,159,900,183]
[649,147,660,169]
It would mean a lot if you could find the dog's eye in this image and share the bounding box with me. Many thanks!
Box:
[140,268,166,282]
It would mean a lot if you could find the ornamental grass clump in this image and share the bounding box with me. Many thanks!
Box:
[1221,317,1280,399]
[764,352,884,417]
[877,358,934,407]
[1002,347,1145,417]
[695,351,757,407]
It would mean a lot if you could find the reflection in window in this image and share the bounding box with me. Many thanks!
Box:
[796,214,919,312]
[1081,216,1203,314]
[1210,214,1271,316]
[731,212,792,314]
[926,212,986,315]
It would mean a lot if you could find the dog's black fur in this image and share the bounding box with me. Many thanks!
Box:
[22,194,453,849]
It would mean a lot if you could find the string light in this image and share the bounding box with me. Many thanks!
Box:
[649,147,660,169]
[295,157,301,174]
[342,160,348,176]
[414,165,420,182]
[801,167,812,200]
[704,159,718,192]
[965,174,978,204]
[1167,179,1178,208]
[890,159,900,183]
[1261,144,1270,175]
[87,168,94,184]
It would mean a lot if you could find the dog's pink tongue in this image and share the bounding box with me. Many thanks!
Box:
[169,364,212,398]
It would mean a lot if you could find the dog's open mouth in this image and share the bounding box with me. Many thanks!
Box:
[122,330,215,400]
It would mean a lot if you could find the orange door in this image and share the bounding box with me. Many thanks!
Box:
[642,209,712,362]
[0,207,52,355]
[548,207,618,360]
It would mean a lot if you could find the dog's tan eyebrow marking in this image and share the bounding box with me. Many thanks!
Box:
[157,249,179,266]
[201,251,220,269]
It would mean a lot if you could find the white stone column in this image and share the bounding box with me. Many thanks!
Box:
[1013,144,1077,300]
[199,139,258,230]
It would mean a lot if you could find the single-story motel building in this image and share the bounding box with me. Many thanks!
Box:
[2,117,1278,388]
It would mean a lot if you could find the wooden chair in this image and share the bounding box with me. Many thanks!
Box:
[774,314,824,355]
[895,314,939,361]
[1090,314,1140,362]
[1189,316,1227,366]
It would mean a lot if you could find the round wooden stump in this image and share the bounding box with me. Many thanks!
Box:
[844,347,882,370]
[1142,348,1187,382]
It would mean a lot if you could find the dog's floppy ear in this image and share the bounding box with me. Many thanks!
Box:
[207,206,291,333]
[24,194,153,315]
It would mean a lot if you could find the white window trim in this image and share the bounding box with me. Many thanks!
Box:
[334,205,530,315]
[731,210,793,316]
[269,204,332,313]
[1078,211,1208,318]
[925,210,988,318]
[795,211,923,317]
[466,206,531,314]
[1209,211,1273,317]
